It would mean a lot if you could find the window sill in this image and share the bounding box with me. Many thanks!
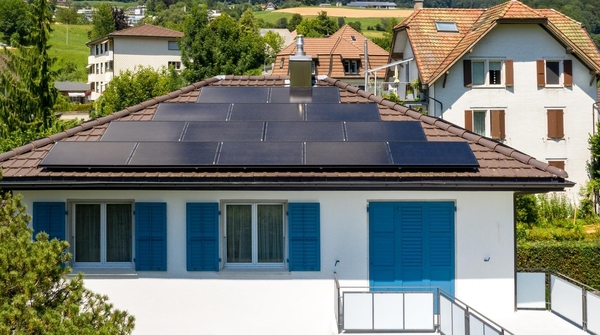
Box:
[69,267,138,279]
[218,268,291,279]
[471,85,506,89]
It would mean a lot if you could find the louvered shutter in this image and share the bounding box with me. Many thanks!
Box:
[564,60,573,87]
[464,110,473,131]
[368,202,396,287]
[536,60,545,87]
[135,203,167,271]
[425,202,455,294]
[463,59,472,87]
[491,110,505,140]
[288,203,320,271]
[547,109,564,139]
[505,59,514,87]
[186,203,219,271]
[32,202,66,241]
[548,160,565,170]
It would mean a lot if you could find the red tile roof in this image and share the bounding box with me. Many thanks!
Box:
[87,24,183,46]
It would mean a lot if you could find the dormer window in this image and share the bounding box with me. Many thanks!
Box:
[344,59,359,74]
[435,21,458,32]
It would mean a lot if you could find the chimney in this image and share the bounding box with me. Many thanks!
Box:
[414,0,423,10]
[289,35,312,87]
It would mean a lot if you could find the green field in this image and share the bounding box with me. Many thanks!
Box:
[49,24,91,81]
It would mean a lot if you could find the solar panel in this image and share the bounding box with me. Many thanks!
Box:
[265,122,344,141]
[101,121,186,142]
[128,142,219,166]
[345,121,426,141]
[153,103,230,121]
[230,103,304,121]
[306,103,381,121]
[40,142,136,167]
[305,142,391,165]
[183,122,264,142]
[388,142,479,167]
[197,87,270,103]
[270,87,340,103]
[218,142,303,165]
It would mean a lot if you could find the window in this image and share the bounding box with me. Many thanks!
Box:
[435,21,458,32]
[473,110,486,136]
[344,59,359,74]
[279,58,285,69]
[465,109,505,140]
[469,60,504,86]
[72,203,133,267]
[225,203,284,267]
[168,61,181,70]
[168,41,179,50]
[537,59,572,87]
[547,109,564,139]
[311,61,317,75]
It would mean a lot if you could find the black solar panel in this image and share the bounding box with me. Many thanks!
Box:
[305,142,390,165]
[306,103,381,121]
[270,87,340,103]
[128,142,219,166]
[101,121,186,142]
[388,142,479,167]
[153,103,230,121]
[265,122,344,141]
[230,103,304,121]
[40,142,136,167]
[197,87,269,103]
[183,122,264,142]
[345,121,426,141]
[218,142,303,165]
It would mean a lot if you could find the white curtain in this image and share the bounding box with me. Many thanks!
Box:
[227,205,252,263]
[75,204,101,262]
[257,205,283,263]
[106,204,132,262]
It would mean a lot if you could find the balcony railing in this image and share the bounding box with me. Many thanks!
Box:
[517,268,600,334]
[334,272,514,334]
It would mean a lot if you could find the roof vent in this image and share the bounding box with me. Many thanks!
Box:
[289,35,312,88]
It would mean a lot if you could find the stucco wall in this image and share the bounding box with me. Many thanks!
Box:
[431,24,596,197]
[19,189,515,335]
[113,37,182,74]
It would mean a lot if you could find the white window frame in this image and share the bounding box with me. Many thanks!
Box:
[168,61,181,70]
[344,59,359,74]
[223,202,286,269]
[544,60,563,87]
[70,201,134,269]
[472,110,488,136]
[472,59,504,87]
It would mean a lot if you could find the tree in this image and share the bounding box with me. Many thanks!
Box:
[347,21,361,32]
[264,30,285,63]
[112,8,129,31]
[587,122,600,213]
[55,7,85,25]
[0,0,32,46]
[0,190,135,334]
[296,11,338,37]
[288,13,303,32]
[94,66,187,117]
[90,3,115,40]
[275,17,288,29]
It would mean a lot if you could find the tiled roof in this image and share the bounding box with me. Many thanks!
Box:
[397,0,600,84]
[272,25,389,79]
[0,75,571,190]
[87,24,183,45]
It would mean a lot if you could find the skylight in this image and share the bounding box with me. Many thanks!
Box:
[351,35,357,41]
[435,21,458,32]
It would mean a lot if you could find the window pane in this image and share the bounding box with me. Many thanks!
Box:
[472,62,485,85]
[227,205,252,263]
[344,60,350,74]
[106,204,132,262]
[546,61,560,85]
[489,61,502,85]
[257,205,283,263]
[473,111,486,136]
[75,204,101,262]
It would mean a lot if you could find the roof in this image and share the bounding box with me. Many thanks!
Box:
[272,25,390,79]
[87,24,183,46]
[55,81,90,92]
[260,29,296,48]
[396,0,600,85]
[347,2,397,6]
[0,75,571,191]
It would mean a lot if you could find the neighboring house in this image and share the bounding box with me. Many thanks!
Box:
[55,81,90,104]
[347,1,397,8]
[272,25,389,88]
[266,2,276,10]
[77,8,93,21]
[387,0,600,196]
[126,5,146,26]
[207,9,222,21]
[86,24,184,101]
[260,28,297,74]
[0,40,575,333]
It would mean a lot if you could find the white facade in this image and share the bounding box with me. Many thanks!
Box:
[19,189,515,335]
[394,24,597,197]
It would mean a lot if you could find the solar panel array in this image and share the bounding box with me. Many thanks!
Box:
[40,86,479,169]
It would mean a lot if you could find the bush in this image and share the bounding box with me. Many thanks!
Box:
[71,103,93,112]
[516,194,539,226]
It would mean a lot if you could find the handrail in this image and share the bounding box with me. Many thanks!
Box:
[518,267,599,292]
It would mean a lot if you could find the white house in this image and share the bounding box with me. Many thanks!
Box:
[86,24,184,101]
[387,0,600,198]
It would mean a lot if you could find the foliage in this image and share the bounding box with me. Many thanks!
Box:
[296,11,338,37]
[588,122,600,212]
[56,59,87,82]
[347,21,361,32]
[112,7,130,31]
[0,0,32,46]
[93,66,187,117]
[0,120,80,154]
[0,191,136,334]
[288,13,303,31]
[264,30,285,63]
[275,17,288,29]
[55,7,88,25]
[90,2,115,40]
[141,3,186,31]
[516,194,540,227]
[49,24,91,84]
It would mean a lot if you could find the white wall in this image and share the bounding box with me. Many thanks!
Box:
[19,189,516,334]
[431,24,596,197]
[113,37,182,74]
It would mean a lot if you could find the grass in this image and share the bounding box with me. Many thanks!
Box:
[49,24,91,80]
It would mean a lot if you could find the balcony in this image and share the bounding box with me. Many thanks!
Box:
[370,81,428,112]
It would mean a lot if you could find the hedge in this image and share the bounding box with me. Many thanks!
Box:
[517,241,600,290]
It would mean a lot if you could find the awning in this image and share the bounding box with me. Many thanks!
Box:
[86,64,92,69]
[68,92,86,97]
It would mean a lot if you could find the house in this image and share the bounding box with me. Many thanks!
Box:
[272,25,389,88]
[0,38,577,334]
[347,1,397,9]
[387,0,600,197]
[55,81,90,105]
[86,24,184,101]
[266,2,276,10]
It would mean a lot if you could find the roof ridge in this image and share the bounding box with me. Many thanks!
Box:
[0,77,221,163]
[321,76,568,179]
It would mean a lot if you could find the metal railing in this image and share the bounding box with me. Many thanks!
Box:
[517,268,600,334]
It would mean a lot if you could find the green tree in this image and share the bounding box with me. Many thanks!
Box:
[55,7,85,25]
[587,122,600,212]
[0,0,32,46]
[288,13,303,32]
[113,7,130,31]
[264,30,285,63]
[94,66,187,117]
[296,11,338,37]
[90,3,115,40]
[0,190,135,334]
[347,21,361,32]
[275,17,288,29]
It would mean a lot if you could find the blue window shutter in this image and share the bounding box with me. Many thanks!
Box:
[135,202,167,271]
[32,202,66,241]
[369,202,397,287]
[427,202,455,296]
[186,203,219,271]
[288,203,320,271]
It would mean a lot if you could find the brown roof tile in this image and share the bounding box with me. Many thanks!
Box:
[109,24,183,38]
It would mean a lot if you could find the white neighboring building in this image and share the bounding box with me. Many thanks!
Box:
[86,24,184,101]
[388,0,600,197]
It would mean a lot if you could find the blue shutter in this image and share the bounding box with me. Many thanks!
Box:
[135,202,167,271]
[427,202,455,296]
[369,202,397,287]
[32,202,66,241]
[288,203,320,271]
[186,203,219,271]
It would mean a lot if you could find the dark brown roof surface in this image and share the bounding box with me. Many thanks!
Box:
[0,75,571,191]
[109,24,183,38]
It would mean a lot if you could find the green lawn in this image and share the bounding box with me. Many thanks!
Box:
[49,24,91,81]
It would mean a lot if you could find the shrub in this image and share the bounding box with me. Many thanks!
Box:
[516,194,539,226]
